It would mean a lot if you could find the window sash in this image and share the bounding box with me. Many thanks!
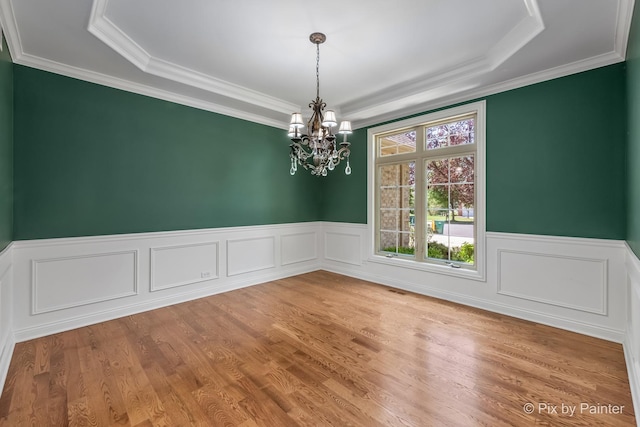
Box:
[425,155,476,266]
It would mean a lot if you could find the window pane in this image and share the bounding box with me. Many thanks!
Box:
[378,162,415,257]
[379,130,416,157]
[380,232,415,256]
[380,231,398,253]
[425,118,474,151]
[380,209,398,231]
[380,188,399,208]
[426,158,449,183]
[425,159,475,266]
[450,156,474,183]
[427,235,449,261]
[402,187,415,209]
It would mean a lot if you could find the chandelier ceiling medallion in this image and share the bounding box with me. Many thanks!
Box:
[288,32,352,177]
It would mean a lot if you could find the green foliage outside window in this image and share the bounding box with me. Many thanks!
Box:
[382,241,474,264]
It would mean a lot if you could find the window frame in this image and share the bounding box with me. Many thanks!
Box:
[367,101,486,281]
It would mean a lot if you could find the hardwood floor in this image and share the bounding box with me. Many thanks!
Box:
[0,270,634,426]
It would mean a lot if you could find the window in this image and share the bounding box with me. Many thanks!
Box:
[368,101,485,279]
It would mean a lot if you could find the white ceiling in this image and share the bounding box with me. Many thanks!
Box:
[0,0,634,129]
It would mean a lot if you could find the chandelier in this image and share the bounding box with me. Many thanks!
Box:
[288,32,352,177]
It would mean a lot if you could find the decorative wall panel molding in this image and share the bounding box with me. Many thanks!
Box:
[324,231,362,266]
[281,232,317,266]
[497,249,607,315]
[226,236,276,277]
[32,250,138,314]
[150,242,219,291]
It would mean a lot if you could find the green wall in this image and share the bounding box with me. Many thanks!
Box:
[323,63,627,240]
[627,3,640,258]
[13,66,322,240]
[9,55,629,242]
[486,64,626,238]
[0,40,13,251]
[321,127,368,224]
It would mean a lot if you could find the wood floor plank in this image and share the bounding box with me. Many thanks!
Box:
[0,271,635,426]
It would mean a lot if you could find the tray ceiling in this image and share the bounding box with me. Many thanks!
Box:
[0,0,634,129]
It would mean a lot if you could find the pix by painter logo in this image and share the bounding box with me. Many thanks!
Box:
[523,402,625,416]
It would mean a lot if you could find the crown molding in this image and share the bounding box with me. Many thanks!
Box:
[18,52,286,129]
[352,50,625,129]
[88,0,298,116]
[87,0,149,69]
[90,0,544,124]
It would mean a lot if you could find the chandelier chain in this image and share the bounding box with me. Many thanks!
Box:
[316,42,320,99]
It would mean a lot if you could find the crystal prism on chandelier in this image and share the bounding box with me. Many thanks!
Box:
[288,32,352,177]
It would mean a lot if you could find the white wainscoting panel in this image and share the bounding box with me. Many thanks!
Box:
[32,250,138,314]
[497,250,607,315]
[281,232,317,266]
[7,223,630,345]
[227,236,275,277]
[624,244,640,422]
[11,223,321,341]
[324,231,362,266]
[150,242,219,291]
[321,223,626,342]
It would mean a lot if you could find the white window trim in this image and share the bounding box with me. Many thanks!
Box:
[367,100,486,281]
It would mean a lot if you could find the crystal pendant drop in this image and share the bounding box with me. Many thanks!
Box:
[321,168,328,177]
[328,158,335,171]
[345,160,351,175]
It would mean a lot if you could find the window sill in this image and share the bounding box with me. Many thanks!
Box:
[367,254,486,282]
